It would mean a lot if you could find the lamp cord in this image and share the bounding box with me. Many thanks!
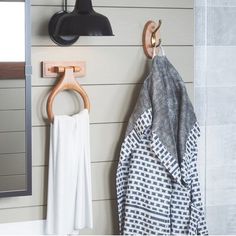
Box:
[64,0,67,12]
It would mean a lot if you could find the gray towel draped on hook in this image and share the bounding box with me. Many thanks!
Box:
[116,54,208,235]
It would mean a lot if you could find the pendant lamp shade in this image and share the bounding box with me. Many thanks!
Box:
[48,0,114,46]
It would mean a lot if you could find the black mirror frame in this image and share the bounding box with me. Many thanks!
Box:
[0,0,32,198]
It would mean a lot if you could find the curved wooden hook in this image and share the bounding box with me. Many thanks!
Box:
[142,20,162,59]
[47,66,90,122]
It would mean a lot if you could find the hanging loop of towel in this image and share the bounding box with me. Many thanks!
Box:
[47,66,90,122]
[152,45,165,59]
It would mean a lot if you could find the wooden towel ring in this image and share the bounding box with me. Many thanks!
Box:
[47,66,90,122]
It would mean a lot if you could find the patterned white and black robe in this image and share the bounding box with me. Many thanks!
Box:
[116,55,208,235]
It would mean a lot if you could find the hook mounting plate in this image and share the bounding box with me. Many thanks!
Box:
[142,21,161,59]
[42,61,86,78]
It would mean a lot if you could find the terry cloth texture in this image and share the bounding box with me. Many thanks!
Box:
[116,55,208,235]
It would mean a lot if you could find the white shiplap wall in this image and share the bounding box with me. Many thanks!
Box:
[0,1,194,234]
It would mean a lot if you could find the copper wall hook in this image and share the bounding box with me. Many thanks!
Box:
[142,20,162,59]
[151,20,162,47]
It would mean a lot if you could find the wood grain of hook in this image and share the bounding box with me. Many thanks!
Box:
[42,62,90,122]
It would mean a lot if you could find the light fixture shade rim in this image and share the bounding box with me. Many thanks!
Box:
[54,12,114,37]
[48,0,114,46]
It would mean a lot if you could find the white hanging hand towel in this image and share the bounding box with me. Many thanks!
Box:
[46,109,93,235]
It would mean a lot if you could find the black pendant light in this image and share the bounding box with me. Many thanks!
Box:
[48,0,114,46]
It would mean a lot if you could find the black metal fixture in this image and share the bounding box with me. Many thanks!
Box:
[48,0,114,46]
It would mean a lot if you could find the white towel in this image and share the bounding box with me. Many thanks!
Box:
[46,109,93,235]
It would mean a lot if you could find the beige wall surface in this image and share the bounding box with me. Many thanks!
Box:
[0,1,194,234]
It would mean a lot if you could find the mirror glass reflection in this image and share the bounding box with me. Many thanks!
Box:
[0,1,31,197]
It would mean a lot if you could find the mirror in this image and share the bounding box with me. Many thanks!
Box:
[0,0,32,197]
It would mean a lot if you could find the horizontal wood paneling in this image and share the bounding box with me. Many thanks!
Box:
[0,206,46,224]
[32,127,49,166]
[32,46,194,86]
[91,162,117,201]
[0,162,118,232]
[0,167,47,210]
[32,123,125,166]
[0,163,115,210]
[32,84,141,126]
[0,110,25,132]
[90,123,124,162]
[0,80,25,89]
[0,200,118,234]
[0,153,25,176]
[0,132,25,154]
[32,83,193,126]
[31,7,193,46]
[32,0,193,8]
[0,88,25,110]
[0,175,26,192]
